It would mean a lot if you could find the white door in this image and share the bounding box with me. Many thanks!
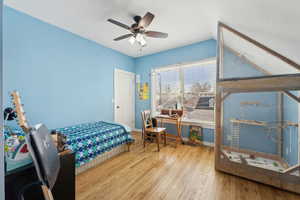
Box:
[114,69,135,129]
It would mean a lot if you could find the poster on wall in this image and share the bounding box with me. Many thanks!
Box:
[189,125,203,145]
[139,82,149,100]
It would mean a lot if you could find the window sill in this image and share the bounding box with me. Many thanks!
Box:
[181,119,215,129]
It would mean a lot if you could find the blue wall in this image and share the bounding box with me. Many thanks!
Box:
[0,1,4,200]
[135,39,217,142]
[223,49,278,154]
[3,7,135,129]
[283,92,299,166]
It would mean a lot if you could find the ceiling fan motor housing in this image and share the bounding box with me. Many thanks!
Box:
[133,16,142,23]
[131,16,142,31]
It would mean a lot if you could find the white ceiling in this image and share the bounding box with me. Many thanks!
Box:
[4,0,300,61]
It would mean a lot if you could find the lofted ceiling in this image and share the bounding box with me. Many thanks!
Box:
[4,0,300,61]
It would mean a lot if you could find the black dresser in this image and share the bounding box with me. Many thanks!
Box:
[5,150,75,200]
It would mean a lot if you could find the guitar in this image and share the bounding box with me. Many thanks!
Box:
[11,91,55,200]
[11,91,30,133]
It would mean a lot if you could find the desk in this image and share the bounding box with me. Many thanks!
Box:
[155,115,184,145]
[5,150,75,200]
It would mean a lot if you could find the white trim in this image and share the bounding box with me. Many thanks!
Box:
[150,68,157,115]
[152,57,216,72]
[132,128,142,132]
[202,141,215,147]
[114,68,135,76]
[0,1,3,198]
[182,137,214,147]
[114,68,136,129]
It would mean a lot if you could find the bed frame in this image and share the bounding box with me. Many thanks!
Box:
[76,142,132,175]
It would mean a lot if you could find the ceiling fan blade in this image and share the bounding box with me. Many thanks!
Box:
[145,31,168,38]
[113,34,134,41]
[107,19,131,30]
[138,12,155,28]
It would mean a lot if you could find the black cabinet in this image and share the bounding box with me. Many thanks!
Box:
[5,151,75,200]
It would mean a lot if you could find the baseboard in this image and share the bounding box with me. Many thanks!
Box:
[182,137,214,147]
[202,141,215,147]
[132,128,142,132]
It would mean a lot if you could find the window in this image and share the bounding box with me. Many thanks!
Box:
[152,59,216,123]
[154,69,180,112]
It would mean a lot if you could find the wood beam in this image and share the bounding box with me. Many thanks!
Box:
[218,74,300,93]
[282,91,300,103]
[214,88,223,170]
[221,92,231,102]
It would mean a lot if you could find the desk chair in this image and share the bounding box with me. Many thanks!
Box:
[141,110,167,151]
[18,124,60,200]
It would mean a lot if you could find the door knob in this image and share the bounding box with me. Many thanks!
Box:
[116,106,120,109]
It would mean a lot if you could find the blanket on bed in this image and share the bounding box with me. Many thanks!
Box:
[5,121,134,168]
[55,121,134,167]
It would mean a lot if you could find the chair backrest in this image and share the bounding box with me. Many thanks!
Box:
[171,109,184,117]
[141,110,153,130]
[27,124,60,190]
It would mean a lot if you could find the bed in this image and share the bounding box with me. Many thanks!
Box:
[5,121,134,174]
[55,121,134,174]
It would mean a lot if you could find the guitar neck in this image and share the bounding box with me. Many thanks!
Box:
[11,91,31,133]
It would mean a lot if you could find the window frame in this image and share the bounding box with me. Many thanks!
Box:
[151,57,216,127]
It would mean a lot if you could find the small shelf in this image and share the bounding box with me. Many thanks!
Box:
[230,119,267,126]
[285,121,299,127]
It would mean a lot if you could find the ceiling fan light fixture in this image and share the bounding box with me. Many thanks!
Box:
[139,37,147,47]
[128,36,135,45]
[135,33,146,46]
[135,33,143,42]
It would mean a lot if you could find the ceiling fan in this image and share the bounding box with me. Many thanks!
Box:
[107,12,168,47]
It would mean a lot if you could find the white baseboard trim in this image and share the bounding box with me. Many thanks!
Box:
[202,141,215,147]
[132,128,142,132]
[182,137,214,147]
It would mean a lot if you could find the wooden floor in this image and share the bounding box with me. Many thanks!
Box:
[76,132,300,200]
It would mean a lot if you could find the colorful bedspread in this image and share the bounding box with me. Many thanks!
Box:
[4,127,24,139]
[5,121,134,168]
[55,121,134,167]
